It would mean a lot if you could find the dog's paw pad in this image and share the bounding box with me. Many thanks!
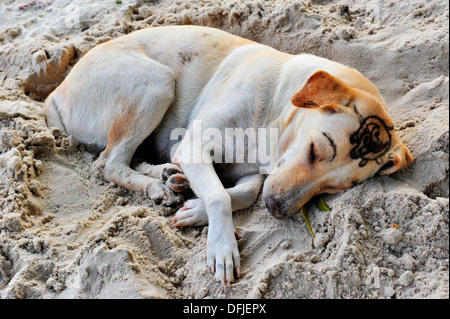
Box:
[161,167,181,182]
[160,164,189,193]
[166,173,189,192]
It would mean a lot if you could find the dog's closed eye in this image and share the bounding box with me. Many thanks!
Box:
[309,143,318,165]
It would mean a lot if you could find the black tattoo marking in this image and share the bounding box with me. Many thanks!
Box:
[322,132,337,161]
[350,116,393,167]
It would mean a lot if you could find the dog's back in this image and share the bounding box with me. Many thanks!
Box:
[43,26,255,144]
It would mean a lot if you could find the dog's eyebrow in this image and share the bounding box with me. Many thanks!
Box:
[322,132,337,161]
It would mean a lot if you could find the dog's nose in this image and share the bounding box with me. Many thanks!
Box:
[265,197,285,219]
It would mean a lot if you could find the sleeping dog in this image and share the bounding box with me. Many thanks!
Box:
[44,25,413,285]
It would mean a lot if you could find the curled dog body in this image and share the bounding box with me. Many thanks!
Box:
[44,26,413,285]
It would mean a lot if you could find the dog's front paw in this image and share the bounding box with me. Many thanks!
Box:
[145,182,183,208]
[161,164,189,192]
[172,198,208,227]
[207,228,241,285]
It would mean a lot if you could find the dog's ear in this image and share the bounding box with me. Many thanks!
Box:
[378,144,414,175]
[291,70,351,109]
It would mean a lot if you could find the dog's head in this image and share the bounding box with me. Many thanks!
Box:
[263,70,413,218]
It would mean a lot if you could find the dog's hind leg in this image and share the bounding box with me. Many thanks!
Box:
[45,46,189,206]
[94,60,186,207]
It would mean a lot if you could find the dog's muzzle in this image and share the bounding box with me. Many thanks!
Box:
[265,196,285,219]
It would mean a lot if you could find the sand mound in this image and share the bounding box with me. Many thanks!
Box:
[0,0,448,298]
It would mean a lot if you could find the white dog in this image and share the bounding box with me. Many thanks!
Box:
[44,26,413,285]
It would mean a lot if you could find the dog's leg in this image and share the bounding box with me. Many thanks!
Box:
[175,142,248,284]
[100,150,186,207]
[92,59,187,207]
[183,162,238,284]
[134,162,189,194]
[172,174,263,227]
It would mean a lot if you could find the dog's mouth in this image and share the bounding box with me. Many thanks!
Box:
[262,172,318,219]
[263,193,311,219]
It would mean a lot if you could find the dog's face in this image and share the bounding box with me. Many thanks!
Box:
[263,70,413,218]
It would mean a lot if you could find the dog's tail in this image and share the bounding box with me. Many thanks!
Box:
[43,92,66,132]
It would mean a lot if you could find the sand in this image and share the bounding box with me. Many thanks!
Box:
[0,0,448,299]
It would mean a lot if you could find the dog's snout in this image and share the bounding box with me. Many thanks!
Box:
[265,196,285,219]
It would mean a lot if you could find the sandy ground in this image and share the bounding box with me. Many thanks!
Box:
[0,0,448,299]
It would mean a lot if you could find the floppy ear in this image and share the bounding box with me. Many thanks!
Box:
[291,70,352,109]
[378,144,414,175]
